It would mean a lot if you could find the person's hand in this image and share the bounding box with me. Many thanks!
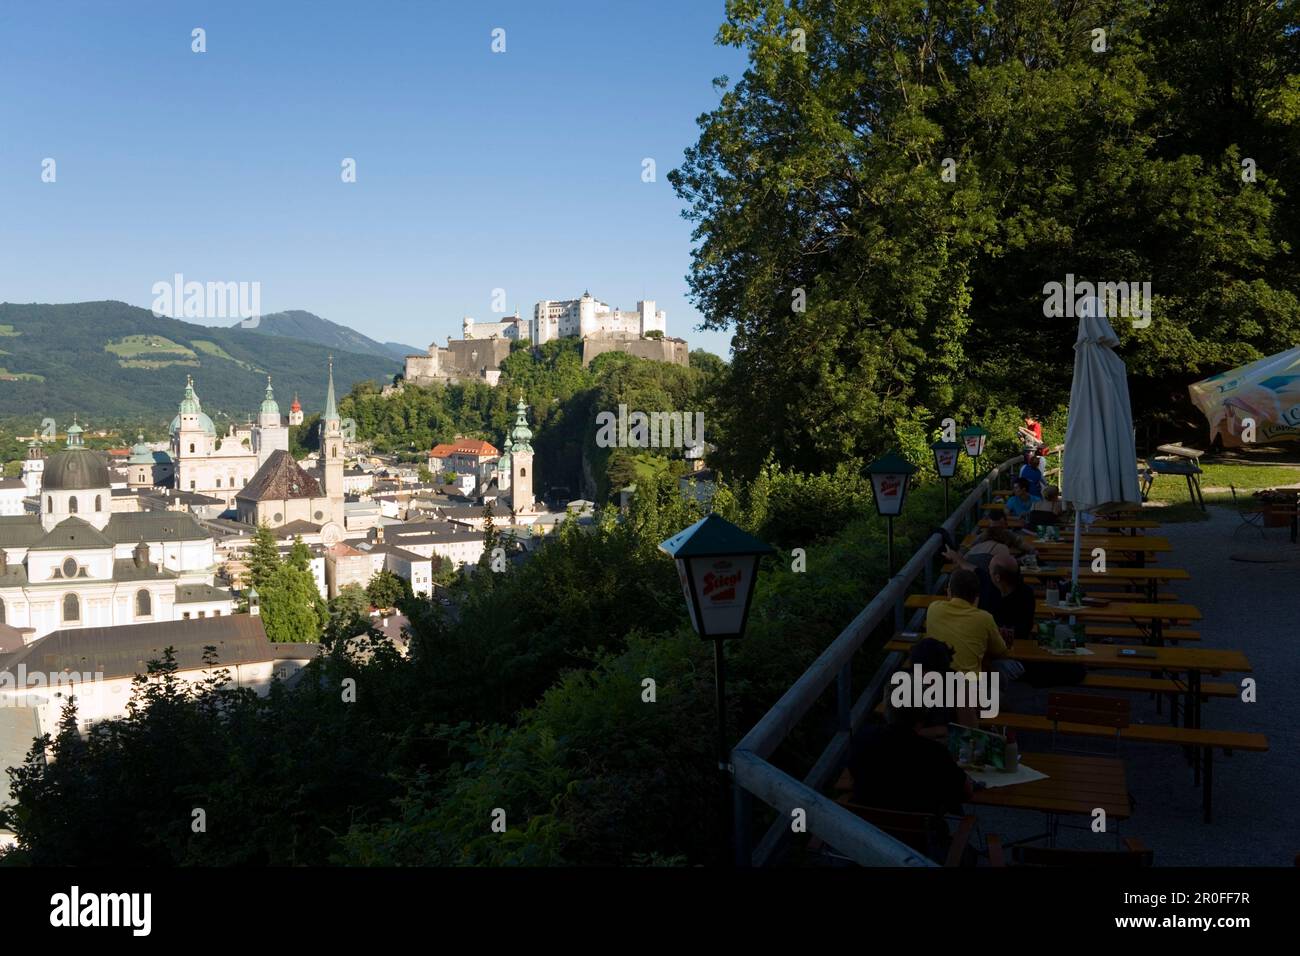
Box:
[998,626,1015,643]
[942,545,963,565]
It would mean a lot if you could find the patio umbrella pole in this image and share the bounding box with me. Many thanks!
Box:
[1069,509,1083,621]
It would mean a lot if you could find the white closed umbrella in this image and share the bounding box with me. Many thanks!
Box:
[1060,298,1143,591]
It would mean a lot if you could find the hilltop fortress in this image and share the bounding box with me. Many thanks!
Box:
[401,292,688,389]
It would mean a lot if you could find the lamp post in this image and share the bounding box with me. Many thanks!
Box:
[960,425,989,480]
[930,440,961,516]
[659,514,773,866]
[867,452,917,577]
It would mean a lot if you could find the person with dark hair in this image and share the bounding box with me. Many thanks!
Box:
[1004,477,1042,519]
[923,568,1009,675]
[899,638,957,736]
[1018,454,1046,498]
[847,703,972,820]
[958,508,1033,572]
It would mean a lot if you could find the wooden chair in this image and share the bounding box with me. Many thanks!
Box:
[987,836,1153,867]
[1047,692,1130,753]
[835,797,979,867]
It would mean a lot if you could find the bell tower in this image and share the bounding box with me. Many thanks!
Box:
[509,394,534,515]
[322,357,345,526]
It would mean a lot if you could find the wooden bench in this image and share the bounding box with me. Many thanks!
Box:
[1084,624,1201,642]
[983,711,1268,821]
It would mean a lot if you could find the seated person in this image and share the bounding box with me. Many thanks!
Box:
[1003,477,1042,519]
[1018,455,1045,497]
[946,553,1036,646]
[924,568,1009,675]
[847,696,974,861]
[1028,484,1064,527]
[899,638,956,736]
[963,508,1033,571]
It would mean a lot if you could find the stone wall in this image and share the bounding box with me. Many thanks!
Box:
[581,335,689,368]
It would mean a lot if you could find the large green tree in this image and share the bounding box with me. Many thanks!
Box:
[672,0,1300,474]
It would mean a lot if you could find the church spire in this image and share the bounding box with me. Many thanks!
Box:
[323,356,339,422]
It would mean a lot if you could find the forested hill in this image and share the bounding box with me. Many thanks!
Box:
[233,309,419,362]
[0,301,398,424]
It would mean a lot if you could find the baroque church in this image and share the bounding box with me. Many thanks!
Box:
[0,423,228,640]
[169,375,290,508]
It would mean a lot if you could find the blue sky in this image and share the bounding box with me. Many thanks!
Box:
[0,0,745,358]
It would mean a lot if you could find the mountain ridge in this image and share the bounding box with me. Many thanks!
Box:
[231,309,420,362]
[0,301,399,424]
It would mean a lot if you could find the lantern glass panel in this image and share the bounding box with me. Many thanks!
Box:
[687,554,757,637]
[934,447,959,478]
[871,470,909,517]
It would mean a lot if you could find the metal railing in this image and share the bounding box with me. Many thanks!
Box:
[731,449,1054,867]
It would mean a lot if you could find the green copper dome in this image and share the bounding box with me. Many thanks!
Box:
[129,433,154,464]
[509,396,533,453]
[260,376,280,416]
[170,376,216,436]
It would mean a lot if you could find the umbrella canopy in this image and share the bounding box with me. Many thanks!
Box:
[1061,301,1142,586]
[1188,346,1300,447]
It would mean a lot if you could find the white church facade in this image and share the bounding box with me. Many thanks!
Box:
[171,376,290,509]
[0,423,231,641]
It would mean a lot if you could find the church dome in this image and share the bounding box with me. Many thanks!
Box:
[128,433,155,465]
[43,446,110,491]
[170,375,217,437]
[169,412,216,437]
[260,376,280,416]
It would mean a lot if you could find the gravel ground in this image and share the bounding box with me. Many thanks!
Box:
[970,505,1300,866]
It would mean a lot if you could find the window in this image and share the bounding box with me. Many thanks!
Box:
[0,597,5,623]
[520,467,527,478]
[62,557,78,578]
[189,443,195,453]
[62,593,79,622]
[198,610,206,618]
[47,496,52,512]
[135,589,151,617]
[95,495,102,511]
[190,481,196,490]
[216,478,222,488]
[182,612,191,619]
[68,496,77,514]
[213,609,221,616]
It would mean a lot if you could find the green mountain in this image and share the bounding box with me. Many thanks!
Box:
[232,309,419,361]
[0,301,399,425]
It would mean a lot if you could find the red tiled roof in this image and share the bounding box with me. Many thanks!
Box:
[430,438,499,459]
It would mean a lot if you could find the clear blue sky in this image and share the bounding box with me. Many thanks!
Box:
[0,0,745,358]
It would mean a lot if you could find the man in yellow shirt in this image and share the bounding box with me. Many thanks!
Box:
[925,568,1009,675]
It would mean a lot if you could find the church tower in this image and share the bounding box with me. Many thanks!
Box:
[22,436,45,495]
[289,394,303,426]
[253,375,288,465]
[508,394,534,515]
[322,357,345,526]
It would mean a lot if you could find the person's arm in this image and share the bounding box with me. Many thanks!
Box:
[943,545,973,571]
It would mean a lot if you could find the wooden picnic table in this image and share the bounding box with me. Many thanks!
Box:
[833,753,1131,843]
[985,498,1144,514]
[887,637,1247,728]
[960,534,1171,568]
[968,752,1132,827]
[942,563,1190,601]
[905,594,1199,643]
[980,517,1161,532]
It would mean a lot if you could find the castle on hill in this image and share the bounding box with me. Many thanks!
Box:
[401,291,688,389]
